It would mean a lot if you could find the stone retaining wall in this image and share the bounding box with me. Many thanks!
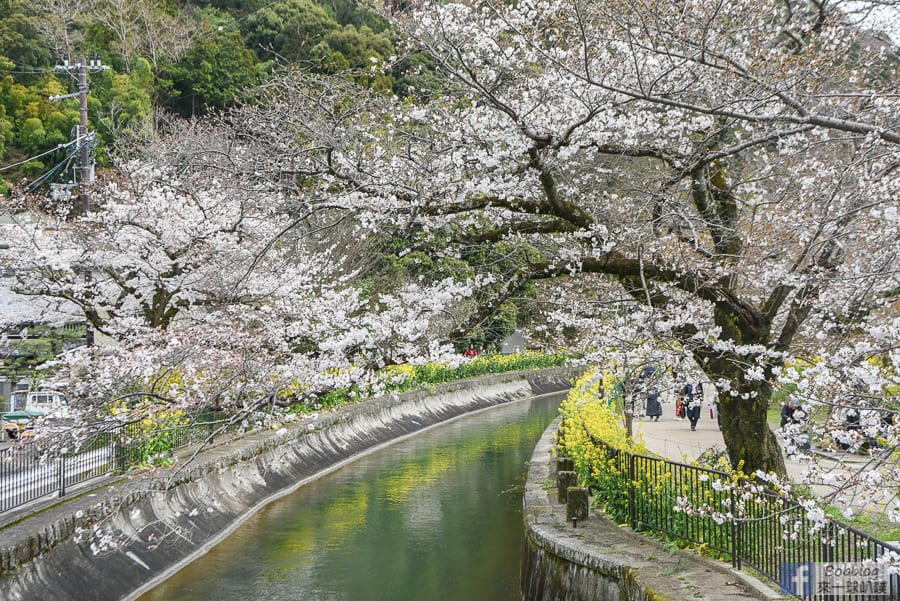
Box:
[0,367,580,601]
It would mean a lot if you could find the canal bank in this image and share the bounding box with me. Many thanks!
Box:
[138,387,568,601]
[0,367,579,601]
[521,417,784,601]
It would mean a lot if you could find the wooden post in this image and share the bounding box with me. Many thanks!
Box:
[557,470,577,503]
[557,457,574,472]
[567,487,589,522]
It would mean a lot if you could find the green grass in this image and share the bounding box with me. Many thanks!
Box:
[766,403,781,431]
[825,506,900,542]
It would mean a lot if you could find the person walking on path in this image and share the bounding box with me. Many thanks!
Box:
[675,390,685,420]
[645,388,662,421]
[780,400,803,428]
[684,382,703,431]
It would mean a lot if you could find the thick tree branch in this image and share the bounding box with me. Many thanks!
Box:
[593,80,900,145]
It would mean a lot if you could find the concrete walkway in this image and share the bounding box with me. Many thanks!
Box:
[633,412,727,464]
[632,410,874,509]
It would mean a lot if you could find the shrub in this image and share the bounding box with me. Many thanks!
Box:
[112,401,190,468]
[284,352,572,414]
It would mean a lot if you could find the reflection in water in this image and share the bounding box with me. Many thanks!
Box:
[139,393,564,601]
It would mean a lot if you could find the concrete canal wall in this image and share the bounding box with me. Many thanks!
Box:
[0,367,580,601]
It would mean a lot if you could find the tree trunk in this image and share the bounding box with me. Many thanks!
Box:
[717,381,786,477]
[698,301,786,477]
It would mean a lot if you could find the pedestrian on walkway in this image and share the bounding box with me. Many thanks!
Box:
[645,388,662,421]
[684,382,703,431]
[780,400,803,428]
[675,386,685,420]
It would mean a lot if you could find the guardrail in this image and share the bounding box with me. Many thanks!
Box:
[0,415,229,513]
[586,436,899,600]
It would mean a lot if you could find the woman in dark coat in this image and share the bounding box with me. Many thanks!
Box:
[645,389,662,421]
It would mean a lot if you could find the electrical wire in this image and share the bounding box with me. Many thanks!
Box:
[26,151,76,189]
[7,69,56,75]
[23,145,81,193]
[227,0,291,27]
[5,0,295,77]
[4,0,304,176]
[196,0,296,40]
[0,136,85,172]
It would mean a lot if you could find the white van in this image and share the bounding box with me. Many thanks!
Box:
[2,390,69,440]
[22,390,68,415]
[8,389,68,415]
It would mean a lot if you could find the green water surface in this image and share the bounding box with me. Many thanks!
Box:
[138,392,564,601]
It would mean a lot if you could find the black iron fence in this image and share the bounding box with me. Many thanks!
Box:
[585,436,899,600]
[0,413,229,513]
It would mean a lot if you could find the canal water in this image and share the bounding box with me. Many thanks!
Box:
[138,392,565,601]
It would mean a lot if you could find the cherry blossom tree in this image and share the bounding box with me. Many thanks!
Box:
[0,116,486,437]
[1,0,895,523]
[214,0,900,477]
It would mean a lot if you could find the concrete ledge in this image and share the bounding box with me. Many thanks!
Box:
[521,417,786,601]
[0,367,581,601]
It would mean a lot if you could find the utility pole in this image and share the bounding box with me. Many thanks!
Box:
[50,54,108,347]
[77,58,91,215]
[50,54,108,216]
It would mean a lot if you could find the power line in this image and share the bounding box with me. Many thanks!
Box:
[200,0,295,39]
[24,146,81,193]
[237,0,291,22]
[4,0,301,174]
[7,68,57,75]
[0,137,84,172]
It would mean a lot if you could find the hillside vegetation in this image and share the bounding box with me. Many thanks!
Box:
[0,0,422,193]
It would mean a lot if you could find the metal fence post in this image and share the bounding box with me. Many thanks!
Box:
[58,453,67,497]
[731,486,740,569]
[572,426,900,595]
[116,423,130,473]
[628,451,636,529]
